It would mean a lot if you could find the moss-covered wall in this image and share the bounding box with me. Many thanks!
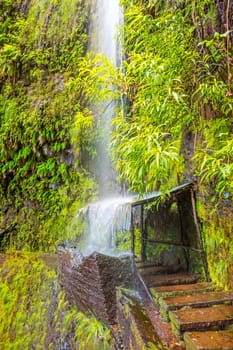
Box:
[0,3,126,347]
[0,0,98,250]
[116,289,165,349]
[112,0,233,289]
[0,252,111,350]
[197,194,233,289]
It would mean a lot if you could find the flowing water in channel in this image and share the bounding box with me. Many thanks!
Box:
[80,0,130,255]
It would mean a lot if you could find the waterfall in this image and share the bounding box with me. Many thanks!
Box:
[79,0,131,256]
[88,0,122,65]
[82,197,132,256]
[88,0,123,196]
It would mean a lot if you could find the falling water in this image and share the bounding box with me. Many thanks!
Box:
[88,0,123,196]
[82,197,132,256]
[79,1,131,255]
[88,0,122,65]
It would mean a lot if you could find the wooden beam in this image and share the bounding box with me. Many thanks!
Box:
[130,206,135,257]
[140,205,147,262]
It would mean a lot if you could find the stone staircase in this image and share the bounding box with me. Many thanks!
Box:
[137,261,233,349]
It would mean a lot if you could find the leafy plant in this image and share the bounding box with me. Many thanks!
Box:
[114,0,233,288]
[74,312,111,350]
[0,0,100,250]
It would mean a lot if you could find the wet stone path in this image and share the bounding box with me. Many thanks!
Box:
[138,262,233,349]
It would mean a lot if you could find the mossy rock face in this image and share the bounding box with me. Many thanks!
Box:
[116,289,167,350]
[0,0,94,251]
[198,203,233,290]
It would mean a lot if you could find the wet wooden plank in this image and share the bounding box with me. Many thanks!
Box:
[136,260,159,268]
[169,305,233,336]
[138,264,183,276]
[160,290,233,314]
[143,273,202,288]
[150,282,216,301]
[184,330,233,350]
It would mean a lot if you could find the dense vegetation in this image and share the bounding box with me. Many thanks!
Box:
[111,0,233,288]
[0,252,111,350]
[0,0,117,250]
[0,0,233,348]
[0,1,113,348]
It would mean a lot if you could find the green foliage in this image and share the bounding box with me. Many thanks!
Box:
[54,292,111,350]
[112,0,233,288]
[73,311,111,350]
[0,253,55,349]
[0,0,102,250]
[112,115,183,193]
[197,200,233,289]
[112,0,198,193]
[195,120,233,197]
[116,230,131,253]
[113,0,232,197]
[0,253,112,349]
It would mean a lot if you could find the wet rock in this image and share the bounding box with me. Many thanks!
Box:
[57,247,135,325]
[116,289,166,350]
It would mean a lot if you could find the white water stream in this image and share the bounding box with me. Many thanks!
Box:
[81,0,131,256]
[88,0,123,64]
[82,197,132,256]
[88,0,123,196]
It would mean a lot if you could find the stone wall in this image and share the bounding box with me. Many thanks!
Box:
[57,247,136,325]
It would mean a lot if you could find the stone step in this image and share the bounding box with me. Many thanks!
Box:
[143,273,202,288]
[169,304,233,338]
[183,329,233,349]
[150,282,216,301]
[159,291,233,321]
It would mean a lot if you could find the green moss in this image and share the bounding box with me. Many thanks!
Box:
[0,0,99,250]
[119,289,166,349]
[113,0,233,289]
[113,0,232,196]
[0,253,56,349]
[197,199,233,289]
[0,252,111,349]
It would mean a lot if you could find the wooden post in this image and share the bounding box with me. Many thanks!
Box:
[130,206,135,257]
[140,205,147,262]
